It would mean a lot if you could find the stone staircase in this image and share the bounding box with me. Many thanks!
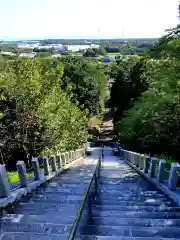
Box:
[0,157,97,239]
[78,148,180,239]
[1,145,180,239]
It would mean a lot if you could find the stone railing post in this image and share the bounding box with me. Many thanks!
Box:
[143,156,150,173]
[66,151,71,164]
[78,149,81,158]
[129,151,132,162]
[56,154,61,169]
[77,149,80,159]
[139,154,144,170]
[157,160,166,182]
[61,153,66,166]
[32,158,41,180]
[75,150,77,159]
[67,152,70,163]
[129,152,133,163]
[16,161,28,187]
[136,153,140,167]
[50,155,57,172]
[168,163,180,190]
[69,151,72,163]
[124,150,128,160]
[0,165,11,197]
[43,156,50,176]
[71,151,73,162]
[81,148,84,157]
[72,151,75,161]
[148,157,157,178]
[132,152,136,165]
[66,152,69,164]
[133,153,137,166]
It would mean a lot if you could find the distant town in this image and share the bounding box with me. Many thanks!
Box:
[0,38,158,62]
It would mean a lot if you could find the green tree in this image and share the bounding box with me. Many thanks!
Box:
[0,56,88,170]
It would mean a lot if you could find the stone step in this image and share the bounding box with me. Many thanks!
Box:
[20,194,83,202]
[49,177,91,182]
[13,201,82,209]
[92,204,180,212]
[31,187,88,194]
[0,222,71,235]
[29,188,88,194]
[6,200,82,214]
[40,183,90,188]
[20,193,86,203]
[23,194,169,203]
[100,180,150,185]
[99,185,157,191]
[96,195,169,201]
[92,210,180,219]
[6,204,83,215]
[20,198,84,204]
[99,190,163,196]
[80,225,180,237]
[76,236,179,240]
[100,190,161,195]
[1,232,68,240]
[0,213,75,224]
[99,179,141,183]
[6,208,79,216]
[90,217,180,227]
[94,199,175,206]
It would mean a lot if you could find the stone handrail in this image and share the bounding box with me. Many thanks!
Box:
[121,148,180,204]
[0,148,85,209]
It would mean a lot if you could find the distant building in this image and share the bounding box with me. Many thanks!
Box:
[0,52,16,56]
[104,56,111,63]
[67,44,99,52]
[18,43,40,49]
[52,54,61,58]
[19,52,37,58]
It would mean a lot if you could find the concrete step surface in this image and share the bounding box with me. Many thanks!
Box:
[89,217,180,228]
[0,157,97,238]
[79,148,180,239]
[76,236,179,240]
[80,225,180,237]
[0,232,68,240]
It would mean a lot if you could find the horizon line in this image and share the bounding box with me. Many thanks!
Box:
[2,37,159,42]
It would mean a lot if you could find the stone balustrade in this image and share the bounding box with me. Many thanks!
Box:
[121,148,180,192]
[0,148,85,204]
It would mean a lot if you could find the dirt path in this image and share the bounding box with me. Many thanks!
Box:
[99,110,114,140]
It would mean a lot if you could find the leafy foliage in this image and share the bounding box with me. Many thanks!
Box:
[118,60,180,159]
[110,7,180,160]
[0,56,90,170]
[109,58,149,127]
[61,57,108,115]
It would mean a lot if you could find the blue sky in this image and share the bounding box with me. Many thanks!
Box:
[0,0,179,40]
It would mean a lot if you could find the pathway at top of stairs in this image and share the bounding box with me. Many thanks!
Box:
[0,155,99,240]
[78,147,180,240]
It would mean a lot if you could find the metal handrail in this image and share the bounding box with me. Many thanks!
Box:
[68,155,101,240]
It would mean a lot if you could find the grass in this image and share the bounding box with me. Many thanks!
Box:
[7,168,44,184]
[7,172,34,184]
[107,52,121,56]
